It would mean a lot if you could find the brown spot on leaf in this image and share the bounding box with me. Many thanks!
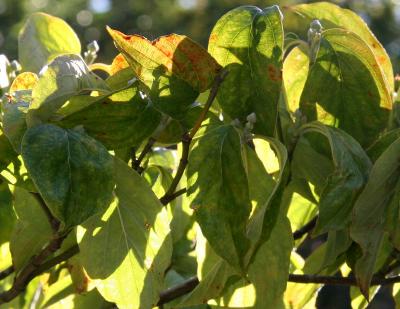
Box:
[268,64,282,82]
[209,33,218,43]
[376,55,386,65]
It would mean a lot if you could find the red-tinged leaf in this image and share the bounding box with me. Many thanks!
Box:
[110,53,129,75]
[107,27,221,92]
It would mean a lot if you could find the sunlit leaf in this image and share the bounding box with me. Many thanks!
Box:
[27,54,109,127]
[283,1,394,92]
[107,28,220,118]
[9,72,38,93]
[298,29,392,146]
[78,158,172,308]
[208,5,283,136]
[19,12,81,73]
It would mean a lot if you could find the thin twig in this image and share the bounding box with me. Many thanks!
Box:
[30,192,60,232]
[0,232,68,304]
[160,188,187,206]
[189,69,228,139]
[157,276,199,305]
[159,134,190,205]
[293,216,317,240]
[0,266,14,281]
[159,69,228,205]
[133,138,156,173]
[30,245,79,279]
[155,273,400,306]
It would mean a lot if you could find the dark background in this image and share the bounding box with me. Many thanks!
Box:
[2,0,400,73]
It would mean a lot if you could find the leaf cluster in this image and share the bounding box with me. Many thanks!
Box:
[0,3,399,308]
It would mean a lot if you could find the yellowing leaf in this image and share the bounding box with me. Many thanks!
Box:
[107,28,221,93]
[9,72,38,94]
[283,1,394,92]
[110,53,129,75]
[299,29,392,146]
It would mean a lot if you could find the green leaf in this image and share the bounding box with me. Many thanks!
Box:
[296,123,371,235]
[282,44,310,113]
[181,201,292,308]
[9,187,52,271]
[27,54,109,127]
[0,127,19,172]
[283,1,394,92]
[208,5,283,136]
[366,128,400,162]
[0,182,15,245]
[107,28,220,118]
[1,97,29,153]
[298,29,392,146]
[21,124,115,227]
[18,12,81,73]
[187,123,251,271]
[245,137,288,249]
[58,86,162,149]
[350,137,400,297]
[78,158,172,308]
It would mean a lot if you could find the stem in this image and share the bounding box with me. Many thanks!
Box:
[160,188,187,206]
[189,69,228,139]
[30,193,60,232]
[155,273,400,306]
[293,216,317,240]
[133,138,156,174]
[31,245,79,279]
[0,232,68,304]
[159,133,191,205]
[157,276,199,306]
[89,63,111,74]
[0,266,14,281]
[159,69,228,205]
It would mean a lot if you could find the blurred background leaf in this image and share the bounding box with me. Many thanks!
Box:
[3,0,400,74]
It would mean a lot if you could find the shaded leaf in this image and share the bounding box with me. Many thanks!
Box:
[0,181,15,245]
[21,124,115,227]
[187,123,251,271]
[18,12,81,73]
[0,127,19,171]
[1,97,29,153]
[298,29,392,146]
[79,158,172,309]
[296,123,371,235]
[350,137,400,297]
[208,5,283,136]
[58,86,161,149]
